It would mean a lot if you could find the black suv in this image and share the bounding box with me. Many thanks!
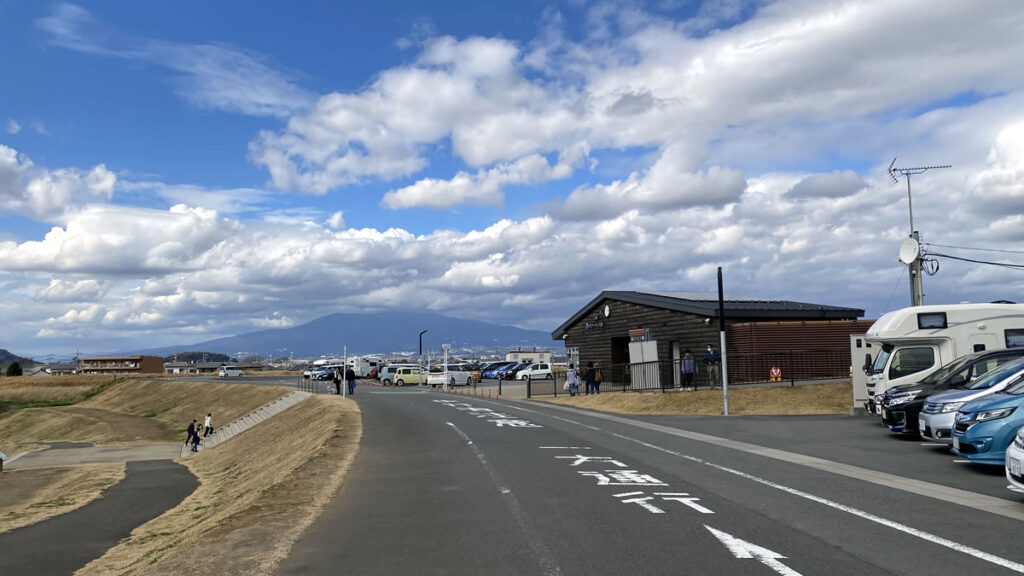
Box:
[880,348,1024,435]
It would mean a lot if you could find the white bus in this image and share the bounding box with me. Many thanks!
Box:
[861,303,1024,412]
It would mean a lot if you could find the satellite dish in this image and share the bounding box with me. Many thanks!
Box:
[898,237,920,264]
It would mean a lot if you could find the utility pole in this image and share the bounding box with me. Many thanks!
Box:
[888,158,950,307]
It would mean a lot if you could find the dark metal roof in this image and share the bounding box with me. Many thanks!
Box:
[551,290,865,338]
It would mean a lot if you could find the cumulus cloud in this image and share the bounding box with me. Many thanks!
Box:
[383,144,589,209]
[788,170,867,199]
[37,3,313,117]
[327,211,346,229]
[0,145,116,220]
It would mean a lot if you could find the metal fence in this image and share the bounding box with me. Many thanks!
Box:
[528,348,850,397]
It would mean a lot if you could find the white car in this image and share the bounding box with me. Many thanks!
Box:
[218,366,243,378]
[517,363,553,381]
[427,364,474,387]
[1007,427,1024,493]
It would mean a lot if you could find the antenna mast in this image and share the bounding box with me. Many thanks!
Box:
[888,158,950,307]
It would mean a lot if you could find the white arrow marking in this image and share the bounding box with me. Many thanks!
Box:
[705,525,803,576]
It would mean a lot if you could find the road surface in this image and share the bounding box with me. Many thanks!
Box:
[276,386,1024,575]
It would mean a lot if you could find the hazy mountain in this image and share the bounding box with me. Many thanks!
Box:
[141,312,560,358]
[0,348,33,364]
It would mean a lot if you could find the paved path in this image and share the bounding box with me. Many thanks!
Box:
[6,443,182,469]
[0,459,197,576]
[278,387,1024,575]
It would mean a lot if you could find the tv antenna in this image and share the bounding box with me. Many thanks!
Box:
[887,157,950,306]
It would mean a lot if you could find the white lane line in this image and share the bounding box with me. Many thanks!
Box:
[608,431,1024,574]
[445,422,562,576]
[539,446,592,450]
[953,460,971,463]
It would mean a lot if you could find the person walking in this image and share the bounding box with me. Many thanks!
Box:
[566,364,579,397]
[185,419,198,451]
[680,350,696,390]
[345,366,357,395]
[593,363,602,394]
[704,344,721,389]
[332,367,342,395]
[583,361,596,395]
[203,413,213,437]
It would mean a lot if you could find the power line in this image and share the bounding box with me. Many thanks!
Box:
[925,243,1024,256]
[927,251,1024,272]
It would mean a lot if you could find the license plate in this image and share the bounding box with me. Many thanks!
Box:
[919,417,926,433]
[953,436,960,450]
[1011,458,1022,477]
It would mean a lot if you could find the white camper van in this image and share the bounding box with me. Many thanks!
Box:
[346,356,383,378]
[861,303,1024,412]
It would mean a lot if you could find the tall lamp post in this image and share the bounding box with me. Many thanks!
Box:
[419,330,428,366]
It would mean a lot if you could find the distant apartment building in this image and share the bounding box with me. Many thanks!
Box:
[505,349,552,364]
[78,356,165,375]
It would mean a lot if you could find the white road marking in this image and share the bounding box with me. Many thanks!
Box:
[953,460,971,463]
[539,446,591,450]
[705,526,803,576]
[612,431,1024,575]
[445,422,562,576]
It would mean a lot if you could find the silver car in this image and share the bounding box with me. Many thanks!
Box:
[920,357,1024,444]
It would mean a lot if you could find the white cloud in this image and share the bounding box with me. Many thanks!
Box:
[0,145,116,220]
[788,170,867,199]
[37,3,313,117]
[327,211,346,229]
[6,119,20,134]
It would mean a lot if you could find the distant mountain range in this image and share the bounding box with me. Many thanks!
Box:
[140,312,560,359]
[0,348,33,365]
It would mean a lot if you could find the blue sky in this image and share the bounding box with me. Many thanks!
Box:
[2,1,1024,358]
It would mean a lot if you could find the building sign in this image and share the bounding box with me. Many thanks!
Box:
[629,328,650,342]
[585,312,605,330]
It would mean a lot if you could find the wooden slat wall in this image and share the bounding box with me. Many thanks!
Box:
[727,320,876,353]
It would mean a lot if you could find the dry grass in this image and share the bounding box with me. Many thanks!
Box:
[0,375,115,403]
[0,379,293,457]
[77,395,362,576]
[80,379,294,436]
[0,463,125,533]
[538,381,853,415]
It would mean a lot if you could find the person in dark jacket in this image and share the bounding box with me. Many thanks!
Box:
[345,366,357,395]
[704,344,721,389]
[332,367,342,395]
[584,361,597,395]
[186,419,199,452]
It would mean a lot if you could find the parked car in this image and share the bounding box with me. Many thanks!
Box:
[392,366,428,386]
[880,348,1024,435]
[920,357,1024,444]
[1006,427,1024,493]
[483,362,515,379]
[495,362,524,379]
[218,365,243,378]
[950,372,1024,465]
[312,366,338,380]
[379,364,419,386]
[517,363,553,381]
[427,364,474,387]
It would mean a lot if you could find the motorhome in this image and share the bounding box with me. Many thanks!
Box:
[346,356,383,378]
[860,303,1024,412]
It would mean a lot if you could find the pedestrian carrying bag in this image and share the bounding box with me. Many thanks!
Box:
[595,369,603,383]
[563,380,569,391]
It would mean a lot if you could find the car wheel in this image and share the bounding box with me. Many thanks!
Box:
[546,373,552,380]
[450,377,456,388]
[525,374,531,382]
[396,379,404,387]
[383,379,391,386]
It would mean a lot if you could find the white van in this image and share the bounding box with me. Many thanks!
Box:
[218,366,243,378]
[862,303,1024,412]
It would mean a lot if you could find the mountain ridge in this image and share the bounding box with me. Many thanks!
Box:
[139,311,560,358]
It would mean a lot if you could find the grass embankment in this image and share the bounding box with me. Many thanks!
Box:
[77,395,361,576]
[0,463,125,533]
[0,378,293,456]
[0,378,299,534]
[538,381,853,415]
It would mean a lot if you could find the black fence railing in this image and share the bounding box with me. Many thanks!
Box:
[528,348,850,397]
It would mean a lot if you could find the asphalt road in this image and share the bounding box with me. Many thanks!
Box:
[1,459,197,576]
[275,387,1024,575]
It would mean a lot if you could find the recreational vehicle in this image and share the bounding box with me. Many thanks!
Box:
[861,303,1024,412]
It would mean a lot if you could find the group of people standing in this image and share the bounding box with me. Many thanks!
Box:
[332,366,357,395]
[679,344,721,390]
[565,361,602,397]
[185,413,214,452]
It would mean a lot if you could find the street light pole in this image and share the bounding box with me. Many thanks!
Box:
[419,330,428,365]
